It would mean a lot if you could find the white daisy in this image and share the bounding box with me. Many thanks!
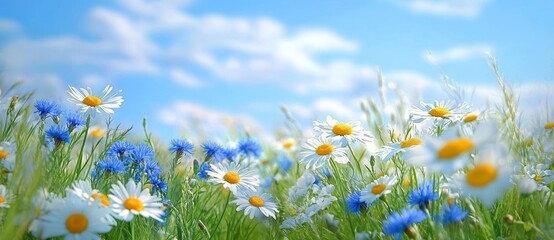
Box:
[28,188,60,238]
[298,136,349,170]
[403,121,497,174]
[232,190,279,219]
[452,146,513,207]
[276,138,297,152]
[109,180,164,222]
[313,116,372,145]
[360,175,398,204]
[0,184,12,208]
[374,137,424,162]
[67,180,111,207]
[67,85,123,114]
[409,100,470,125]
[39,195,113,240]
[524,163,554,190]
[207,161,260,194]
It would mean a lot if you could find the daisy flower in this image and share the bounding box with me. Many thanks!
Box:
[298,136,349,170]
[109,180,164,222]
[451,146,513,207]
[207,161,259,194]
[89,126,105,138]
[232,190,279,219]
[360,175,398,204]
[67,85,123,114]
[409,100,470,125]
[313,116,372,145]
[374,136,423,162]
[39,195,113,239]
[67,180,111,208]
[0,141,15,163]
[403,121,497,174]
[0,185,12,208]
[382,208,427,240]
[524,163,554,189]
[276,138,297,152]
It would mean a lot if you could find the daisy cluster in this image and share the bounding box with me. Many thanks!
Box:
[0,75,553,240]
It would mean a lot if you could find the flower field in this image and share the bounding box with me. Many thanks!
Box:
[0,58,553,240]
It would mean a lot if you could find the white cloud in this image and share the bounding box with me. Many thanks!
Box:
[0,19,21,33]
[425,44,491,64]
[169,69,203,88]
[158,101,262,137]
[393,0,490,18]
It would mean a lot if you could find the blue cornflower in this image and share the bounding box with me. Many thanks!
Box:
[45,125,71,146]
[169,139,194,157]
[145,159,162,180]
[131,144,154,163]
[346,190,367,214]
[237,138,263,158]
[313,174,321,185]
[439,204,467,225]
[34,100,62,120]
[197,162,211,180]
[202,141,224,162]
[278,155,293,173]
[108,141,136,159]
[222,147,238,162]
[408,181,439,210]
[64,111,85,130]
[151,177,168,194]
[261,176,274,189]
[96,158,126,175]
[383,208,427,240]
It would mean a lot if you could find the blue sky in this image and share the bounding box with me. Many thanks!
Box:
[1,0,553,142]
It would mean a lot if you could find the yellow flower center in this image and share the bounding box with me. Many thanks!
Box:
[437,138,474,160]
[223,172,241,184]
[332,123,353,136]
[82,95,102,107]
[534,175,543,183]
[402,177,410,188]
[545,122,554,130]
[447,197,455,206]
[371,183,386,195]
[65,213,88,234]
[91,193,110,206]
[526,139,534,147]
[315,144,334,156]
[261,159,269,165]
[428,107,451,117]
[124,197,144,211]
[0,150,9,160]
[248,196,265,207]
[0,196,5,204]
[90,128,104,138]
[400,138,423,148]
[466,164,497,188]
[282,140,294,149]
[463,113,478,123]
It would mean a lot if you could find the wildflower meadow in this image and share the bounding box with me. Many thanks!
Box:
[0,56,553,240]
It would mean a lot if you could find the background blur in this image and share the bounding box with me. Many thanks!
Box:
[1,0,553,141]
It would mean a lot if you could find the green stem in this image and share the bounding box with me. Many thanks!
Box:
[210,193,231,240]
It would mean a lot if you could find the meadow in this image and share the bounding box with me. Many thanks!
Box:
[0,56,553,240]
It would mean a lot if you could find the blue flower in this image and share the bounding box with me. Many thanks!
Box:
[408,181,439,209]
[151,177,168,194]
[34,100,62,120]
[382,208,427,240]
[108,141,136,159]
[169,139,194,157]
[131,144,154,163]
[64,111,85,130]
[262,176,274,189]
[222,147,238,162]
[45,125,71,146]
[439,204,467,225]
[278,155,293,173]
[237,138,263,158]
[197,162,211,180]
[96,158,126,175]
[313,174,321,185]
[202,141,224,162]
[346,190,367,214]
[145,159,162,180]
